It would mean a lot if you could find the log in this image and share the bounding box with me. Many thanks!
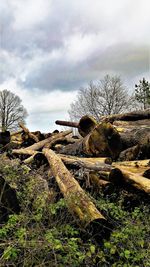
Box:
[12,130,72,153]
[59,154,112,165]
[43,148,106,227]
[19,122,39,143]
[100,109,150,123]
[109,166,150,193]
[113,159,150,168]
[56,115,97,137]
[44,136,77,149]
[118,145,140,161]
[120,127,150,150]
[89,172,114,194]
[59,122,121,159]
[55,120,79,128]
[59,154,112,171]
[119,140,150,161]
[12,148,37,156]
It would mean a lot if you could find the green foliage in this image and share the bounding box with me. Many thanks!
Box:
[135,78,150,109]
[0,156,150,266]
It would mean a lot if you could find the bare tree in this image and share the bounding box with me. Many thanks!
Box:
[0,89,27,132]
[68,75,133,121]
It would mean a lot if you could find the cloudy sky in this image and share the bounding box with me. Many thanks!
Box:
[0,0,149,132]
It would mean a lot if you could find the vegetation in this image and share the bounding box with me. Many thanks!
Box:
[0,90,27,132]
[68,75,134,121]
[135,78,150,110]
[0,155,149,266]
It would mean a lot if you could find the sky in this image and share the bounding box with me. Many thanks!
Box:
[0,0,150,132]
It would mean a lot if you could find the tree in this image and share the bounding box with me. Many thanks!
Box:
[0,89,27,132]
[135,78,150,110]
[68,75,133,121]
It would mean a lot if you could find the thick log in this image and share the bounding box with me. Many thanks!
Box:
[120,127,150,150]
[43,148,106,227]
[119,141,150,161]
[100,109,150,123]
[19,122,39,142]
[109,166,150,193]
[118,145,140,161]
[59,122,121,159]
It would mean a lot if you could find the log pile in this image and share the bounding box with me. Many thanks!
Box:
[0,109,150,232]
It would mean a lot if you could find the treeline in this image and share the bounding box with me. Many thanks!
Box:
[68,75,150,121]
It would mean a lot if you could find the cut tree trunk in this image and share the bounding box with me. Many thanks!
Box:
[109,166,150,193]
[42,148,106,227]
[59,122,121,159]
[55,115,97,137]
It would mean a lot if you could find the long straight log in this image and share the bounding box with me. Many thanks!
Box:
[43,148,106,227]
[100,109,150,123]
[55,120,79,128]
[109,166,150,193]
[113,159,150,168]
[59,154,112,171]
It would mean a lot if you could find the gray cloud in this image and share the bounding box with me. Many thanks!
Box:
[0,0,149,131]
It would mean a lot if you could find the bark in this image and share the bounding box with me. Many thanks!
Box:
[109,166,150,193]
[43,148,106,227]
[59,122,121,159]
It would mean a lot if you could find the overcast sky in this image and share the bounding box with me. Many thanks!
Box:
[0,0,149,132]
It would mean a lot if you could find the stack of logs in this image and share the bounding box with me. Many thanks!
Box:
[0,109,150,229]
